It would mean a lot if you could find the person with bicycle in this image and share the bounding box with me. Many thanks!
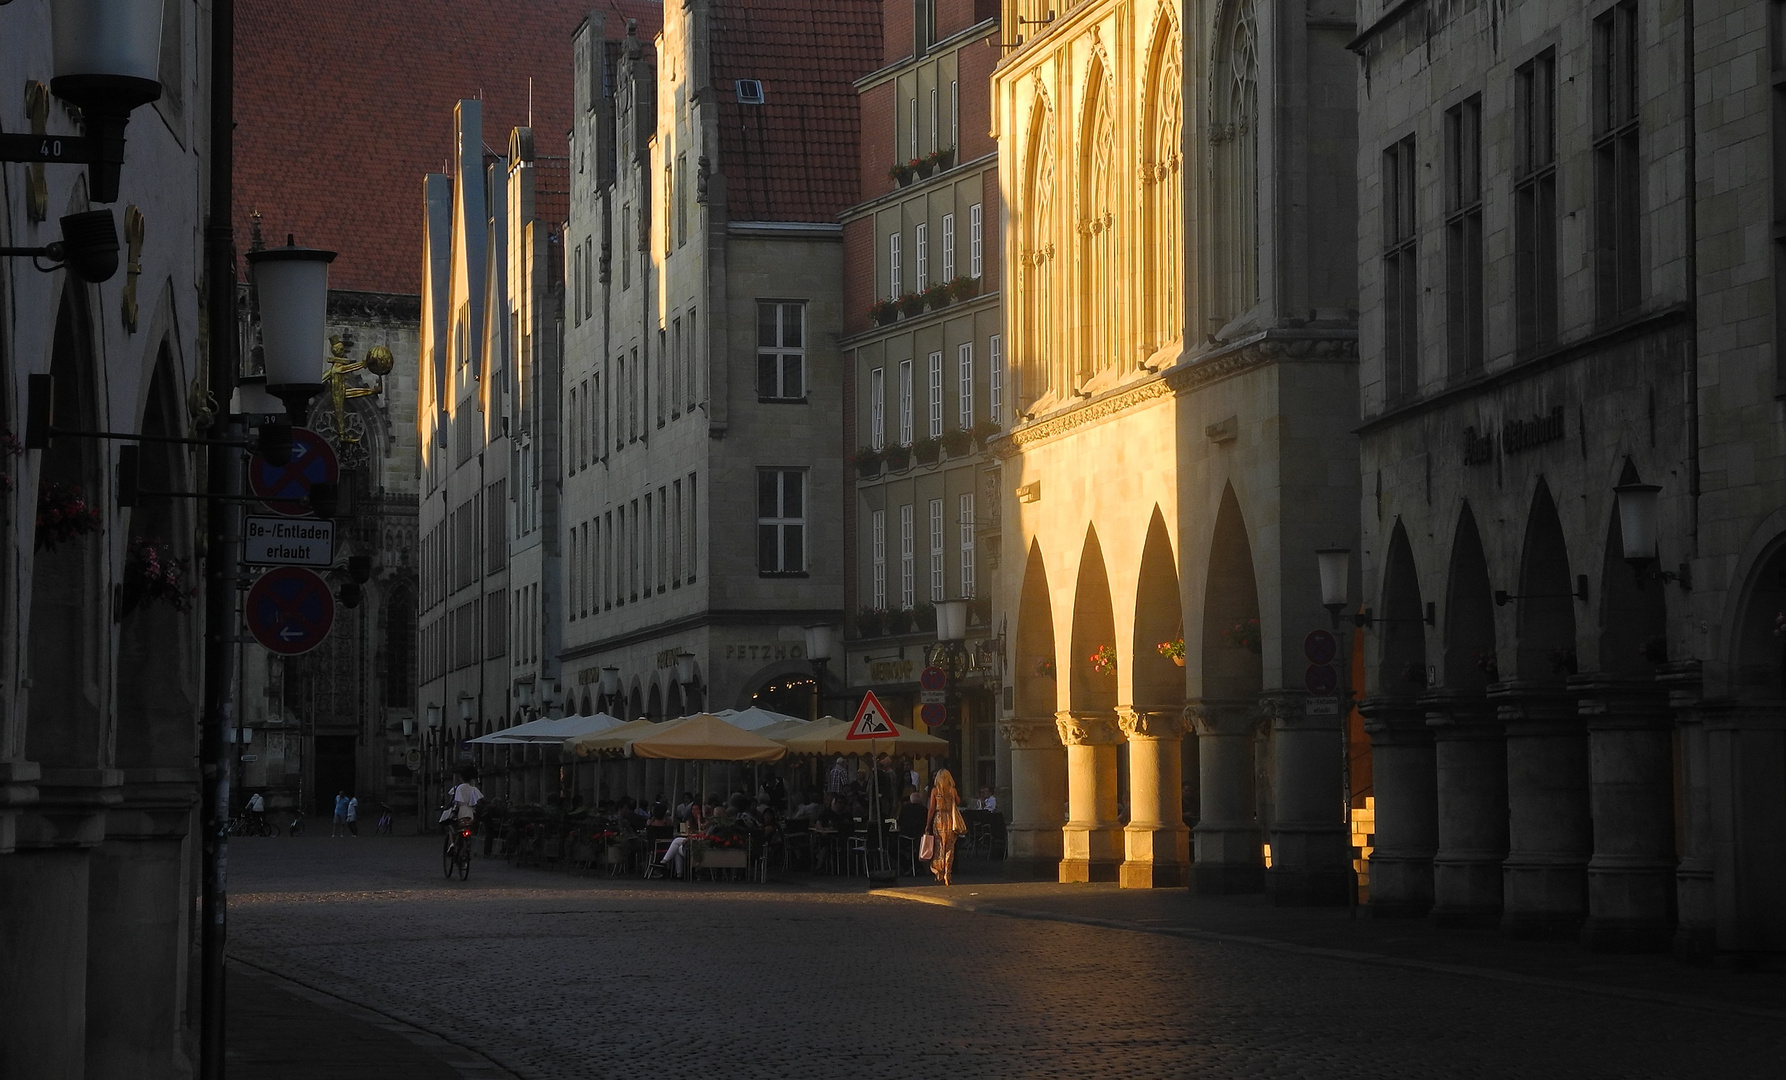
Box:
[442,769,483,878]
[245,791,266,834]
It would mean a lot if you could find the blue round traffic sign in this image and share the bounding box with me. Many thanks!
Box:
[246,566,336,656]
[250,428,339,517]
[1304,664,1338,695]
[1303,629,1338,666]
[920,666,946,691]
[920,702,947,726]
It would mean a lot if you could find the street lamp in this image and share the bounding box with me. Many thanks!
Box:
[599,666,620,718]
[247,240,336,425]
[1613,481,1690,589]
[804,624,836,721]
[936,599,968,645]
[0,0,166,204]
[517,679,535,718]
[425,704,442,731]
[673,651,699,715]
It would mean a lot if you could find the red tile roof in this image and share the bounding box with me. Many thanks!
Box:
[708,0,881,223]
[234,0,663,296]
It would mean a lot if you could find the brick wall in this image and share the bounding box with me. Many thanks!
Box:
[843,216,876,336]
[884,0,914,65]
[860,82,896,201]
[957,38,996,163]
[980,167,1001,294]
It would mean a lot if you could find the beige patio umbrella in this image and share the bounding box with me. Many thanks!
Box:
[779,717,948,757]
[626,713,787,763]
[565,716,685,758]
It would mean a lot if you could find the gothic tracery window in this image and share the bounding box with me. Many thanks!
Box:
[1214,0,1259,324]
[1078,65,1115,386]
[1020,104,1055,411]
[1144,23,1183,351]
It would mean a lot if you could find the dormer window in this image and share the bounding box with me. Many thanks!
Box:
[736,79,765,105]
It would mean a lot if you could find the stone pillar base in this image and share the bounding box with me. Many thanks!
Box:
[1059,857,1121,883]
[1004,855,1062,881]
[1192,862,1264,894]
[1502,858,1588,939]
[1120,859,1185,889]
[1367,854,1435,918]
[1267,866,1351,906]
[1430,856,1505,928]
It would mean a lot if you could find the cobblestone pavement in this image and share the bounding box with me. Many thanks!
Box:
[228,835,1786,1080]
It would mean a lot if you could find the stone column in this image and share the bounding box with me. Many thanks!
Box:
[1117,708,1191,888]
[1055,711,1122,883]
[1656,661,1712,959]
[998,717,1066,880]
[0,768,112,1080]
[1261,693,1350,906]
[1358,695,1437,917]
[1569,673,1676,952]
[1187,699,1263,893]
[1423,689,1506,927]
[1703,701,1786,958]
[1493,680,1591,939]
[84,775,196,1080]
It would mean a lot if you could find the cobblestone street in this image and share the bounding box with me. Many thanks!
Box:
[226,835,1785,1080]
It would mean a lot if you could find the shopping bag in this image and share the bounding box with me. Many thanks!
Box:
[918,833,936,861]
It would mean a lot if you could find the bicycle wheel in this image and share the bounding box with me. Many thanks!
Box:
[289,819,304,836]
[457,841,471,880]
[443,836,457,879]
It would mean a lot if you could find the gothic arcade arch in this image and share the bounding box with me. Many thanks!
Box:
[1377,521,1429,693]
[1201,484,1263,700]
[1131,508,1184,711]
[1015,540,1058,717]
[1442,504,1497,691]
[1513,480,1578,684]
[1068,526,1118,714]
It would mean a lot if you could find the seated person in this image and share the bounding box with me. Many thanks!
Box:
[791,793,823,820]
[646,801,673,828]
[975,786,999,813]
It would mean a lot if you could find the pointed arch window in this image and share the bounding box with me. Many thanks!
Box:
[1214,1,1260,323]
[1077,69,1115,386]
[1143,26,1183,352]
[1019,106,1055,412]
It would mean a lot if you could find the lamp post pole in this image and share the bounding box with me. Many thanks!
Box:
[198,0,239,1073]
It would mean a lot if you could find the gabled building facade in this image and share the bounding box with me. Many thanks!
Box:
[990,0,1361,893]
[554,0,878,742]
[841,0,1006,796]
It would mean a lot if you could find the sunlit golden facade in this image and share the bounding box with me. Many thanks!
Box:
[988,0,1364,895]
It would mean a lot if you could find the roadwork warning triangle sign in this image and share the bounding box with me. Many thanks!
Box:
[846,691,898,739]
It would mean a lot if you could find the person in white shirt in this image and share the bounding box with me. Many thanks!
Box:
[345,795,359,837]
[448,773,484,823]
[975,786,998,813]
[245,791,265,830]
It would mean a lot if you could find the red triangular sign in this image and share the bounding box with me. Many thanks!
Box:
[846,691,898,739]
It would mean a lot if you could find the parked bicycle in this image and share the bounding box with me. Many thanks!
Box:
[226,815,280,838]
[375,804,394,835]
[287,812,306,837]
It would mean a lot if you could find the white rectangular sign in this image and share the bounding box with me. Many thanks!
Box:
[244,515,335,567]
[1305,696,1340,716]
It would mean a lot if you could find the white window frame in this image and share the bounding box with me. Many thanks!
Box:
[898,359,914,445]
[969,203,983,278]
[915,222,929,292]
[957,342,974,430]
[927,351,944,438]
[928,498,945,601]
[871,509,887,609]
[756,301,806,401]
[941,213,956,282]
[899,504,915,608]
[889,231,902,298]
[870,367,886,450]
[959,492,976,597]
[756,468,807,575]
[989,334,1003,424]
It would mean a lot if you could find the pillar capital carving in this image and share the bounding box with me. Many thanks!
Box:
[1259,691,1333,732]
[1184,698,1260,737]
[1054,711,1123,746]
[1419,688,1501,738]
[1653,659,1703,710]
[999,715,1065,750]
[1116,707,1187,741]
[1565,672,1673,729]
[1487,680,1578,730]
[1357,694,1431,743]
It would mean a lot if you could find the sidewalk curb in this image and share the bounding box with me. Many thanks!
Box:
[870,888,1786,1022]
[229,956,526,1080]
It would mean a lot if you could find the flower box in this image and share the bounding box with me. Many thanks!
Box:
[898,294,926,318]
[912,437,942,465]
[883,445,912,470]
[940,429,974,457]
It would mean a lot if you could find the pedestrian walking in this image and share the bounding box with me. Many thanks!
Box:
[927,768,966,886]
[826,755,850,796]
[345,794,359,837]
[331,791,349,837]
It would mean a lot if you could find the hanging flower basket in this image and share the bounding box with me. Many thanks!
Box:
[122,537,193,615]
[912,436,942,466]
[856,607,888,638]
[1088,644,1117,676]
[36,481,102,551]
[941,428,973,457]
[1156,638,1185,667]
[852,446,884,478]
[971,420,1002,449]
[888,162,914,186]
[1223,617,1261,654]
[869,298,900,326]
[898,293,926,318]
[883,444,912,470]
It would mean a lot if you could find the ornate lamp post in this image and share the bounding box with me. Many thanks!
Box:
[675,651,699,716]
[599,666,621,718]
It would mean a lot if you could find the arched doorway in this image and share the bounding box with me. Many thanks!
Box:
[1361,521,1436,916]
[1191,484,1264,894]
[1007,541,1066,879]
[1123,508,1191,888]
[1503,479,1591,938]
[1060,527,1122,882]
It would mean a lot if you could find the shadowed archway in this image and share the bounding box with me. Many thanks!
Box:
[1514,480,1578,684]
[1378,521,1429,693]
[1201,485,1262,700]
[1442,504,1497,691]
[1599,463,1669,674]
[1068,527,1118,714]
[1015,540,1058,717]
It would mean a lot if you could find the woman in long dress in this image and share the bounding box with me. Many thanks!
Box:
[927,768,965,885]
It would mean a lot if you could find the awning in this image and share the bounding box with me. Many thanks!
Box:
[564,717,685,757]
[711,706,806,731]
